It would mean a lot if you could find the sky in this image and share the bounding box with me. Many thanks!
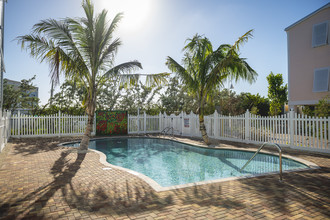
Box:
[3,0,329,105]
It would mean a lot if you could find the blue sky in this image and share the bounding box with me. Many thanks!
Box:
[3,0,329,105]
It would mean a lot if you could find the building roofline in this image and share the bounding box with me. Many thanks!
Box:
[4,78,20,83]
[285,3,330,31]
[4,78,38,89]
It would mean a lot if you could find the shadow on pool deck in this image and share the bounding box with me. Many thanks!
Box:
[8,137,82,156]
[1,149,86,219]
[240,167,330,217]
[0,137,329,219]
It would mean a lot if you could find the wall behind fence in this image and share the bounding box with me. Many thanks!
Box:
[128,110,329,153]
[96,111,128,135]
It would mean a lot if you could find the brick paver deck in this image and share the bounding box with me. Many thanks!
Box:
[0,137,329,219]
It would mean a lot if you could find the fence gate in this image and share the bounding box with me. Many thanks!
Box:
[96,111,128,136]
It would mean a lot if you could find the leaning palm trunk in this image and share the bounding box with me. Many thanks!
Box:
[79,93,96,151]
[79,113,94,151]
[199,114,210,145]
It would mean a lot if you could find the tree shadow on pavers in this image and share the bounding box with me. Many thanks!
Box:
[59,179,245,217]
[60,177,174,216]
[240,167,330,218]
[1,149,86,219]
[172,184,246,210]
[10,137,81,156]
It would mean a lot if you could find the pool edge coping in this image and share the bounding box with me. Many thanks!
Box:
[60,136,320,192]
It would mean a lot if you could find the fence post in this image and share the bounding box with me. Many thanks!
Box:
[143,111,147,134]
[58,110,61,137]
[8,111,11,140]
[213,111,218,139]
[158,112,162,132]
[137,109,140,134]
[190,111,194,137]
[245,110,250,143]
[181,111,184,136]
[3,111,5,144]
[17,110,21,138]
[289,110,294,146]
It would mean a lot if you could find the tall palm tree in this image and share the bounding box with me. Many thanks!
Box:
[166,30,257,144]
[17,0,167,150]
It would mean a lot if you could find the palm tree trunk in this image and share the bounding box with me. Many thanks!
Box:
[199,113,210,145]
[79,95,96,151]
[79,111,94,151]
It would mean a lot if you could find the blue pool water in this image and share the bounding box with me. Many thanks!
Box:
[66,138,308,187]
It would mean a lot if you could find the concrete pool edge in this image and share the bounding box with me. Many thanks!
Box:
[60,136,320,192]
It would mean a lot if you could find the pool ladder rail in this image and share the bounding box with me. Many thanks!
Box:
[160,127,175,138]
[240,142,283,182]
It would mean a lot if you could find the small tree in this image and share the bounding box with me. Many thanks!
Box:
[239,92,270,116]
[214,89,242,115]
[49,79,85,110]
[3,80,20,111]
[266,72,287,115]
[160,76,197,114]
[315,96,330,117]
[97,77,122,111]
[118,82,162,115]
[3,76,39,114]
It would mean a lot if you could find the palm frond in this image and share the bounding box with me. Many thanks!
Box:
[104,61,142,76]
[166,56,196,89]
[145,72,170,87]
[98,37,122,69]
[231,29,254,52]
[97,61,142,87]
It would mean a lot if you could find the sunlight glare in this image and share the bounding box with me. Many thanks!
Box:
[100,0,152,32]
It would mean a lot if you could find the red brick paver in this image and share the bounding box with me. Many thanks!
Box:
[0,137,329,219]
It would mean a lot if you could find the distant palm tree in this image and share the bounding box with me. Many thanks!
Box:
[166,30,257,144]
[18,0,167,150]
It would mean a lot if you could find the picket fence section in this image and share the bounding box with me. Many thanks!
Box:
[128,110,330,153]
[128,112,162,134]
[10,111,91,138]
[2,110,329,153]
[0,110,11,152]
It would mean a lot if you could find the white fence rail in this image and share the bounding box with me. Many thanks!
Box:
[128,110,330,153]
[0,110,11,152]
[10,111,90,138]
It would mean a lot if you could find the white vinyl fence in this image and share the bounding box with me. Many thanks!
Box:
[128,110,330,153]
[10,111,93,138]
[0,110,11,152]
[2,109,329,154]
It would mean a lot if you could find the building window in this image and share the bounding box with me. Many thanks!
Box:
[312,21,328,47]
[313,67,329,92]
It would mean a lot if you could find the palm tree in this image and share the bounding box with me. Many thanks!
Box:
[166,30,257,144]
[17,0,167,150]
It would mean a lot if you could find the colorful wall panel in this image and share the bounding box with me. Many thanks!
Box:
[96,111,128,135]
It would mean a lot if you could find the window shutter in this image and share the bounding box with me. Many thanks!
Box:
[312,22,328,47]
[313,68,329,92]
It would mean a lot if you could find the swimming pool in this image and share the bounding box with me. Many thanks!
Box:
[64,138,311,188]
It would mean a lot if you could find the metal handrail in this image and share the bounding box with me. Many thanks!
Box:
[240,142,283,181]
[160,127,174,137]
